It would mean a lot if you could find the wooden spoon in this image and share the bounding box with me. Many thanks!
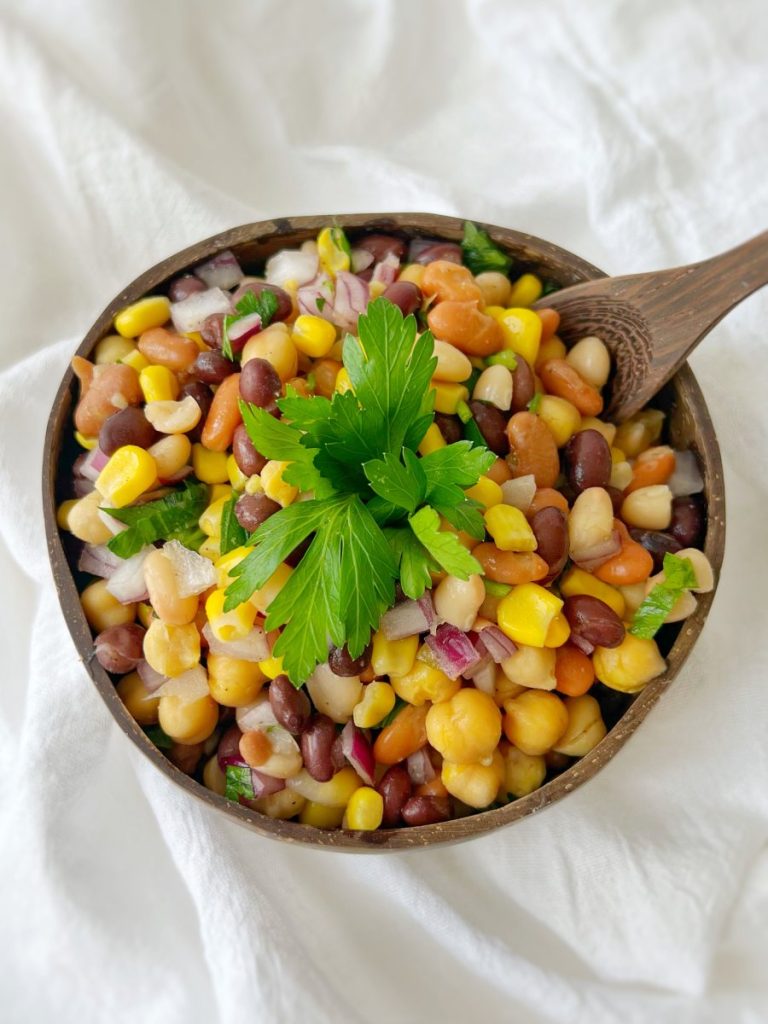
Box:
[534,230,768,420]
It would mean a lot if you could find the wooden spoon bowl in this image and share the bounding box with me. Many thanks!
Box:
[43,214,725,850]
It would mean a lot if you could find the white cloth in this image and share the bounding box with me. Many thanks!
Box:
[1,1,767,1021]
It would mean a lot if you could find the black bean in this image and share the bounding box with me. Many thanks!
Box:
[169,275,207,302]
[565,429,612,492]
[99,407,158,455]
[300,715,337,782]
[328,644,371,677]
[629,529,682,573]
[356,234,407,262]
[200,313,226,348]
[234,493,279,532]
[469,400,509,455]
[377,764,412,827]
[240,358,281,408]
[232,423,267,476]
[531,507,569,580]
[232,282,292,323]
[193,350,236,385]
[382,281,421,317]
[434,413,463,445]
[510,357,535,412]
[563,595,625,649]
[669,495,705,548]
[179,381,213,443]
[269,674,311,734]
[401,795,451,825]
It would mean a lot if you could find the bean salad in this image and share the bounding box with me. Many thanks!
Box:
[58,223,713,831]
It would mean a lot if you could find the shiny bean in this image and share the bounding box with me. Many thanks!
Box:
[410,240,462,264]
[382,280,422,317]
[269,674,311,734]
[179,381,213,443]
[73,360,143,437]
[539,359,603,416]
[300,714,337,782]
[401,794,452,826]
[469,400,509,455]
[144,549,199,625]
[232,423,267,476]
[434,413,463,445]
[356,234,407,262]
[201,373,242,452]
[217,723,244,768]
[138,328,198,372]
[376,764,413,827]
[200,313,226,348]
[506,411,560,487]
[234,492,279,531]
[565,429,612,493]
[422,261,483,304]
[169,275,207,302]
[427,302,503,357]
[168,741,205,775]
[99,406,159,455]
[563,594,625,649]
[93,623,146,673]
[328,644,372,676]
[510,356,535,412]
[232,281,292,323]
[669,495,705,548]
[330,732,346,772]
[240,358,281,408]
[628,528,682,573]
[193,350,236,385]
[472,543,549,584]
[531,507,569,580]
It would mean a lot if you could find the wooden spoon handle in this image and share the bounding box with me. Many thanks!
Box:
[678,228,768,332]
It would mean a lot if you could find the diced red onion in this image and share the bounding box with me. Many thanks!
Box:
[571,528,622,571]
[425,623,479,679]
[225,311,263,352]
[202,622,271,662]
[351,248,375,273]
[297,273,335,322]
[137,659,168,694]
[408,239,462,264]
[328,271,370,331]
[193,250,243,290]
[248,770,286,798]
[75,446,109,482]
[406,746,436,785]
[153,664,209,702]
[97,509,127,536]
[381,599,431,640]
[340,721,376,786]
[266,249,319,289]
[163,540,217,597]
[371,252,400,288]
[78,543,122,579]
[417,592,438,632]
[469,658,497,695]
[570,633,595,656]
[236,692,278,733]
[105,547,151,604]
[475,624,517,663]
[171,287,232,334]
[668,449,704,497]
[74,478,95,497]
[217,724,245,768]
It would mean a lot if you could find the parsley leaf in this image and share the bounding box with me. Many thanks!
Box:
[219,493,248,556]
[384,527,437,599]
[364,449,427,513]
[222,290,279,360]
[418,441,495,537]
[527,391,543,414]
[433,499,486,540]
[461,221,512,276]
[408,506,482,579]
[144,725,173,750]
[225,764,255,802]
[630,553,699,639]
[277,392,333,431]
[104,480,208,559]
[239,400,322,492]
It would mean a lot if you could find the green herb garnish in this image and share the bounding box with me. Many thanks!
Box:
[379,697,407,729]
[222,290,279,360]
[461,221,512,276]
[540,279,561,297]
[225,764,255,802]
[527,391,543,414]
[487,350,518,370]
[484,579,513,598]
[224,298,494,685]
[103,480,208,559]
[144,725,173,749]
[219,493,248,556]
[630,553,698,639]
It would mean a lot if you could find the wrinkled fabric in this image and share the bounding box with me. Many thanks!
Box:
[1,1,767,1022]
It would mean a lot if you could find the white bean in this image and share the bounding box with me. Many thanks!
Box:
[432,339,472,383]
[620,485,673,530]
[433,574,485,631]
[472,365,513,411]
[144,395,201,434]
[566,336,611,389]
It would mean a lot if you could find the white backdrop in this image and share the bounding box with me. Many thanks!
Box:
[1,2,767,1022]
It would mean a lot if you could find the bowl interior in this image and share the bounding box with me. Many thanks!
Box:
[43,213,725,850]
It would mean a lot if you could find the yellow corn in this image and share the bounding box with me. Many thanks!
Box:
[292,314,337,357]
[215,545,252,587]
[257,655,285,680]
[610,446,626,465]
[227,454,248,491]
[497,583,563,648]
[261,460,298,506]
[95,445,157,508]
[184,331,207,350]
[508,273,543,308]
[139,364,179,403]
[537,395,581,446]
[593,634,666,693]
[581,417,617,446]
[371,631,419,678]
[559,567,626,618]
[334,367,353,395]
[137,602,154,629]
[490,307,542,367]
[353,682,397,728]
[95,334,136,364]
[465,475,503,509]
[484,504,537,551]
[418,422,447,455]
[431,380,469,415]
[250,563,293,614]
[74,431,98,450]
[398,263,426,287]
[344,787,384,830]
[56,499,79,530]
[205,587,257,642]
[299,801,345,829]
[244,474,265,495]
[114,296,171,338]
[543,613,571,648]
[121,348,150,373]
[198,536,221,561]
[193,444,229,485]
[317,226,351,276]
[390,659,461,706]
[199,495,230,537]
[209,483,233,504]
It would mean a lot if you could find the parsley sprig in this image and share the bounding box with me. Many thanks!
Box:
[103,480,208,558]
[222,290,279,360]
[224,298,494,685]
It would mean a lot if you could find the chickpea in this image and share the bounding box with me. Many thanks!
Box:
[475,271,512,307]
[158,693,218,745]
[553,695,607,757]
[500,645,557,690]
[426,689,502,765]
[502,690,568,755]
[503,745,547,797]
[143,549,199,625]
[442,750,505,808]
[143,619,200,678]
[80,579,137,633]
[67,490,114,545]
[390,658,461,706]
[116,670,160,726]
[207,653,265,707]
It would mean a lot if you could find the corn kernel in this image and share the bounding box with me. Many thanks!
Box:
[257,655,285,680]
[251,563,293,614]
[95,445,157,508]
[199,495,230,536]
[398,263,426,287]
[371,631,419,678]
[391,659,461,706]
[205,587,257,642]
[94,334,136,364]
[465,475,503,509]
[184,331,207,350]
[353,681,397,728]
[137,602,154,629]
[56,499,79,531]
[244,474,265,495]
[543,613,571,648]
[484,504,537,551]
[418,422,447,455]
[538,395,582,446]
[593,634,666,693]
[292,314,337,357]
[198,536,221,561]
[344,787,384,830]
[334,367,353,394]
[74,431,98,450]
[299,801,346,829]
[490,307,542,367]
[193,444,229,485]
[121,348,150,372]
[431,380,469,415]
[227,454,248,491]
[497,583,563,648]
[261,460,298,506]
[289,767,362,808]
[508,273,543,308]
[559,567,626,618]
[139,364,179,403]
[114,296,171,338]
[610,446,626,465]
[209,483,233,504]
[317,226,351,276]
[214,545,252,587]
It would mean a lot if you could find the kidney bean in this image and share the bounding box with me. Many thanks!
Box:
[539,359,603,416]
[201,373,242,451]
[629,528,683,573]
[563,595,625,649]
[531,507,569,580]
[300,715,336,781]
[427,302,503,357]
[506,411,560,487]
[240,358,281,408]
[169,274,207,302]
[193,350,235,385]
[422,261,483,304]
[401,794,452,825]
[232,422,267,477]
[356,234,407,262]
[99,406,159,455]
[234,492,279,532]
[510,356,535,412]
[217,723,244,768]
[200,313,226,348]
[179,381,213,443]
[469,400,509,456]
[473,544,549,584]
[72,359,143,437]
[138,328,199,372]
[377,764,413,827]
[669,495,705,548]
[233,281,292,323]
[409,239,462,264]
[330,732,346,772]
[329,644,371,677]
[434,412,463,445]
[382,280,422,317]
[269,674,310,734]
[168,741,204,775]
[566,429,612,493]
[93,623,145,673]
